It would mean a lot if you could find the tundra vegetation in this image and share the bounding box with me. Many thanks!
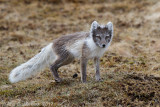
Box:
[0,0,160,106]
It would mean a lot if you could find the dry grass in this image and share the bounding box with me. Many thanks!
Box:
[0,0,160,106]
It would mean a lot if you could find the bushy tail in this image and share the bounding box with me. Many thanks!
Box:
[9,43,55,83]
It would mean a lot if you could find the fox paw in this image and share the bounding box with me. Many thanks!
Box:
[55,78,62,83]
[96,78,103,82]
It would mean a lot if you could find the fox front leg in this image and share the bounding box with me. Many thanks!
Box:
[81,57,88,83]
[94,57,101,81]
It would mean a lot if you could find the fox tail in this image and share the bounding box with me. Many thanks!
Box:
[9,43,55,83]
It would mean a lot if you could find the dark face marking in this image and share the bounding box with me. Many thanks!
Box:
[92,27,112,48]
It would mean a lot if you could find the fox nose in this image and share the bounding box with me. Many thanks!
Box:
[102,44,106,48]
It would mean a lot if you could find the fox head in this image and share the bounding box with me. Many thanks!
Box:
[90,21,113,48]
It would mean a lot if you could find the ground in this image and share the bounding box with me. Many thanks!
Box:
[0,0,160,106]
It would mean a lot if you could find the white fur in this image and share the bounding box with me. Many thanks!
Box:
[9,43,56,83]
[66,39,85,58]
[67,37,107,59]
[86,36,108,58]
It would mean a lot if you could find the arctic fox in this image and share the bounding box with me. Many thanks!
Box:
[9,21,113,83]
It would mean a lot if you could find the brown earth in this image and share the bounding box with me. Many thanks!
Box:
[0,0,160,106]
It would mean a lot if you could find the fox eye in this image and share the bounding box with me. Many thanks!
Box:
[105,36,108,40]
[96,35,101,40]
[107,38,110,42]
[105,36,110,42]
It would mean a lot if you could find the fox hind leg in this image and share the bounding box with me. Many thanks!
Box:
[50,51,74,82]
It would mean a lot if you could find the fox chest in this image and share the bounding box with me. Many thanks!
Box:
[86,38,107,58]
[88,47,106,58]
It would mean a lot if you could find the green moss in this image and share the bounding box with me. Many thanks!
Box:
[0,75,10,85]
[0,89,15,97]
[0,84,42,98]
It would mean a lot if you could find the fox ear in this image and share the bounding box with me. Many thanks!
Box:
[106,22,113,31]
[90,21,99,33]
[106,22,113,37]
